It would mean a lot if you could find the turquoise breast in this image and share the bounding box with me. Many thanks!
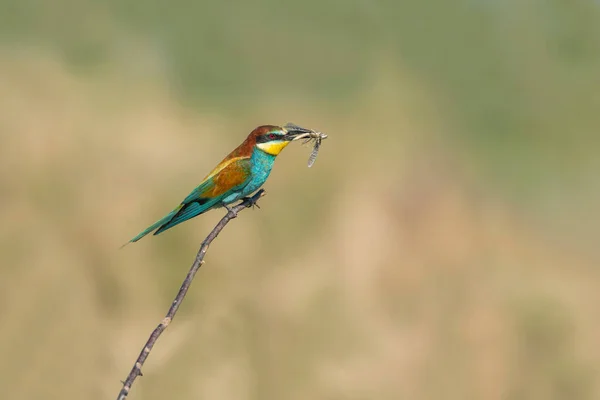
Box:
[242,148,276,196]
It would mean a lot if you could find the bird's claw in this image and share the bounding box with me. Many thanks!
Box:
[241,196,261,210]
[224,190,264,217]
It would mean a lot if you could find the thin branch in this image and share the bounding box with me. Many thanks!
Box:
[116,189,266,400]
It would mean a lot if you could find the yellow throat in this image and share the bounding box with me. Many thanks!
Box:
[256,141,290,156]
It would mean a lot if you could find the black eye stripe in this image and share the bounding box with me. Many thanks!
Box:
[257,133,280,143]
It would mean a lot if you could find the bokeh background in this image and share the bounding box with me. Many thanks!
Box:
[1,1,599,399]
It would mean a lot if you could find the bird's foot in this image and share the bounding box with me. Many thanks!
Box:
[224,190,265,217]
[240,196,261,210]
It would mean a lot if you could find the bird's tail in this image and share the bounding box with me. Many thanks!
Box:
[120,206,181,248]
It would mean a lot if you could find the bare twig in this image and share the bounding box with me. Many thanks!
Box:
[116,189,266,400]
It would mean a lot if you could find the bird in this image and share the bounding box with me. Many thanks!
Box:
[123,123,315,245]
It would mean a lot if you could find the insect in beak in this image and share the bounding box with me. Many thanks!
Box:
[282,123,328,167]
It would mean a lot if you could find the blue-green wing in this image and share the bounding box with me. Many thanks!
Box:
[126,158,252,244]
[152,158,252,235]
[126,179,214,243]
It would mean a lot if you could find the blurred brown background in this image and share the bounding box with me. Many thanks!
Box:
[1,1,599,399]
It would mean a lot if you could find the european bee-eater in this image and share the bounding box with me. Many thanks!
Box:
[126,123,316,244]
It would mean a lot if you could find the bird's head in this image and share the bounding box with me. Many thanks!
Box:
[254,123,315,156]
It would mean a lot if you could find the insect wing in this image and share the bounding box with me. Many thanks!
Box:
[307,137,321,168]
[284,122,313,134]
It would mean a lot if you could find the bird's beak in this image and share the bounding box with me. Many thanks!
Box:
[282,123,327,141]
[289,131,328,141]
[284,131,308,141]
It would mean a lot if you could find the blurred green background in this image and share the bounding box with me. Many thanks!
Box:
[1,1,599,399]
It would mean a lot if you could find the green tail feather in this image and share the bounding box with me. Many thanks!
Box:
[120,207,181,248]
[153,198,217,236]
[120,196,221,248]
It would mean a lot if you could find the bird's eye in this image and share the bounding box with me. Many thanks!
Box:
[269,133,277,140]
